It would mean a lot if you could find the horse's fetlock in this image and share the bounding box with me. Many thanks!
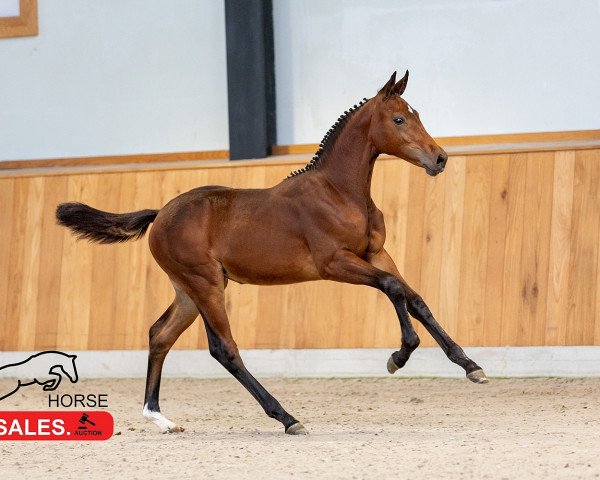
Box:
[266,409,279,419]
[405,334,420,351]
[447,344,466,362]
[264,401,283,420]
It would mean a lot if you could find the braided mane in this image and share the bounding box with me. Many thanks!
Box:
[287,97,370,178]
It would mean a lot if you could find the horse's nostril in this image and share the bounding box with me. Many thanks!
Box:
[436,154,446,165]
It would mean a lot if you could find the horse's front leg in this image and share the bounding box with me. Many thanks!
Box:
[371,249,488,383]
[405,286,488,383]
[324,249,488,383]
[323,249,420,371]
[37,372,62,391]
[367,250,420,372]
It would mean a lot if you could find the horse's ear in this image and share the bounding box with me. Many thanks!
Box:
[391,70,409,96]
[378,71,397,98]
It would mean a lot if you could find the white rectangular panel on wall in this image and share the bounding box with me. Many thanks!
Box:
[0,0,228,161]
[274,0,600,145]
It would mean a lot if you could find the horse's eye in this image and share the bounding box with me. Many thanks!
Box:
[393,117,405,125]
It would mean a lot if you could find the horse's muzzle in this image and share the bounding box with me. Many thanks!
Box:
[424,151,447,176]
[425,165,444,176]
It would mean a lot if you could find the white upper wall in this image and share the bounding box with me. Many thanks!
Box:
[0,0,228,161]
[274,0,600,144]
[2,1,598,161]
[0,0,20,17]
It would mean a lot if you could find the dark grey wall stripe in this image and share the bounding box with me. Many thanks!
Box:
[224,0,276,160]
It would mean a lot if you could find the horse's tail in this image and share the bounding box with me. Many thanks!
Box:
[56,202,159,244]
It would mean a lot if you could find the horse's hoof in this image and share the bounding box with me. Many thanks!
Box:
[387,355,399,374]
[285,422,308,435]
[163,425,185,433]
[467,369,489,384]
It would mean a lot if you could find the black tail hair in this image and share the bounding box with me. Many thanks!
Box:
[56,202,159,244]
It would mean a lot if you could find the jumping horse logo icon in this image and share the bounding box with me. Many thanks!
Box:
[0,351,79,401]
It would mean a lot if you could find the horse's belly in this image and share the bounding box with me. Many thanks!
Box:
[220,237,320,285]
[223,259,320,285]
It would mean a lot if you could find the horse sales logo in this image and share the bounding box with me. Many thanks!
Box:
[0,351,79,401]
[0,351,113,441]
[0,411,113,441]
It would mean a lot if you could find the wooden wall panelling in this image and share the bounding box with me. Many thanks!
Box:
[482,155,510,345]
[596,232,600,346]
[6,178,30,349]
[566,150,600,345]
[402,164,428,343]
[34,176,67,350]
[544,151,575,345]
[519,152,554,345]
[438,156,466,342]
[87,173,122,350]
[56,175,95,349]
[499,154,528,345]
[0,150,230,171]
[417,162,447,347]
[16,176,42,349]
[458,156,491,346]
[0,178,15,350]
[1,147,600,351]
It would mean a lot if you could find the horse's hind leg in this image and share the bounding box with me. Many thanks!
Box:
[0,381,21,401]
[185,274,306,435]
[143,283,198,433]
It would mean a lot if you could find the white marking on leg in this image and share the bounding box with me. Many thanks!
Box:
[143,403,182,433]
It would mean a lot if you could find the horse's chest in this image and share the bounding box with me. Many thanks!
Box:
[331,207,370,251]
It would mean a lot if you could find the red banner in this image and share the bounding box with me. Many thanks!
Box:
[0,411,113,441]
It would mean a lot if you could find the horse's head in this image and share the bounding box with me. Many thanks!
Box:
[54,353,79,383]
[369,71,447,176]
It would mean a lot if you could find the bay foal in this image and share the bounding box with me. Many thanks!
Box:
[57,71,488,435]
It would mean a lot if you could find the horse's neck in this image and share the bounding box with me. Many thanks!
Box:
[317,114,377,200]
